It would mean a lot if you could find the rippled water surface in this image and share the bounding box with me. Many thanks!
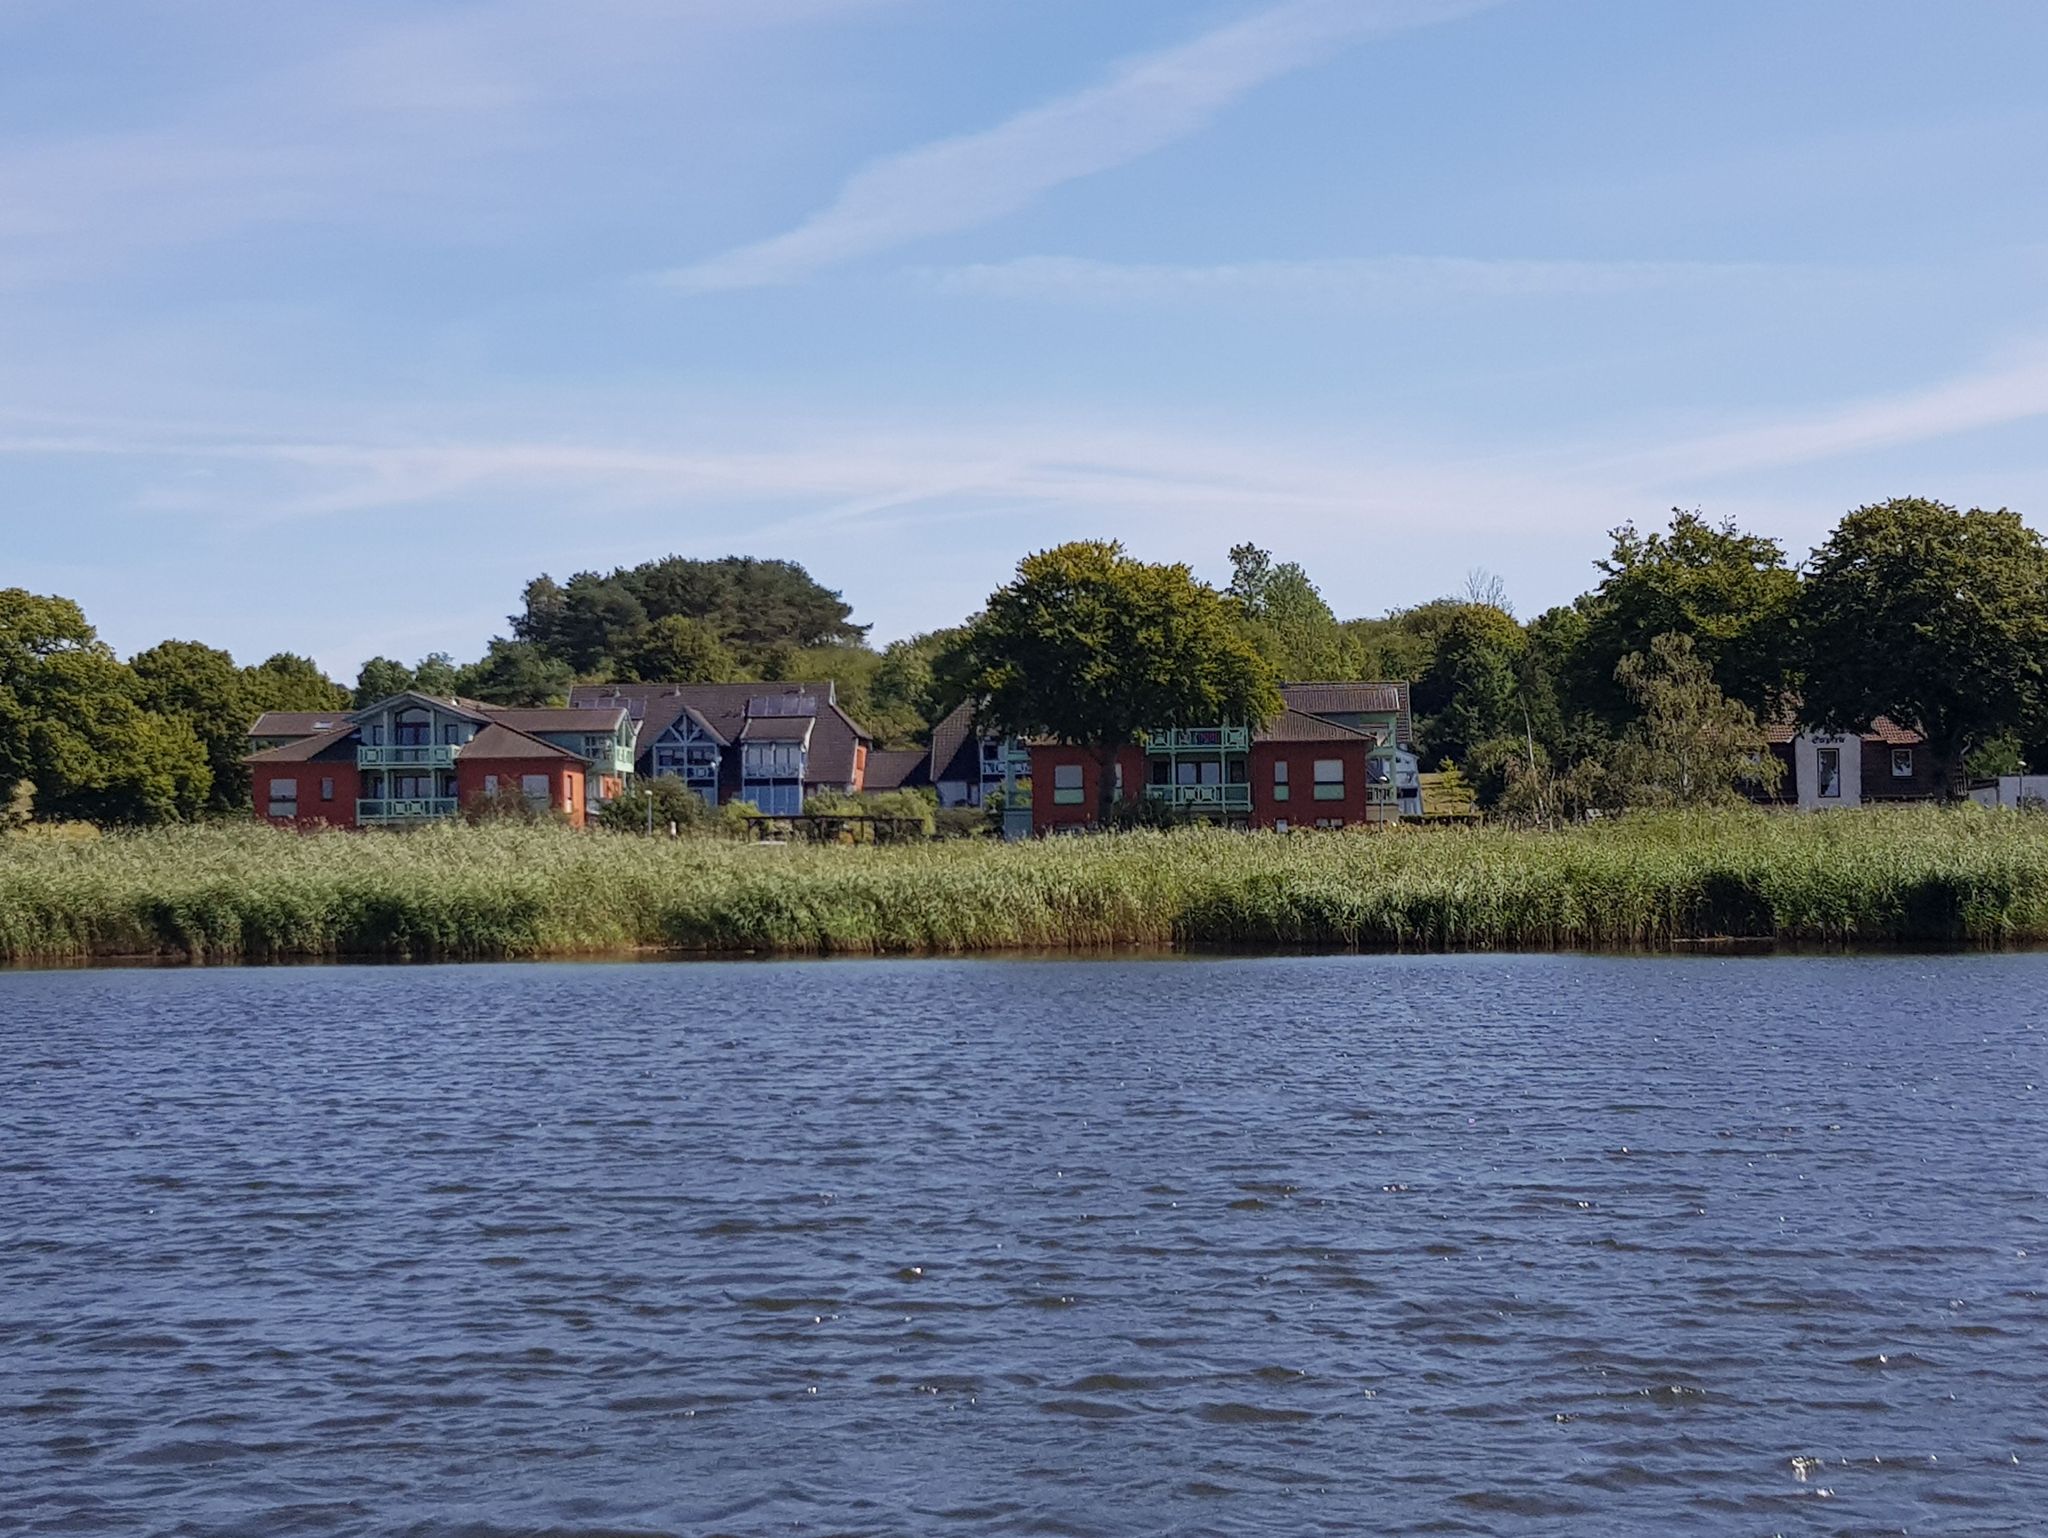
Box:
[3,954,2046,1536]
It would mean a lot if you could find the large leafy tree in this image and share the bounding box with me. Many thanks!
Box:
[1572,509,1798,722]
[243,652,351,713]
[619,615,737,684]
[1800,497,2048,794]
[0,592,210,823]
[130,639,256,811]
[1606,632,1781,807]
[1415,605,1525,766]
[452,638,575,706]
[958,541,1279,822]
[1226,544,1362,680]
[353,656,415,705]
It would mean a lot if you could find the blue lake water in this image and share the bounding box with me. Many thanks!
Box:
[2,954,2045,1536]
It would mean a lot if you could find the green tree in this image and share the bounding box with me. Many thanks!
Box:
[453,638,576,706]
[1572,509,1798,722]
[352,656,414,705]
[0,589,101,808]
[1415,605,1525,765]
[1799,497,2048,795]
[244,653,351,713]
[1607,632,1781,808]
[619,615,737,684]
[411,652,460,696]
[598,777,714,835]
[130,638,256,811]
[1227,544,1362,679]
[957,540,1280,823]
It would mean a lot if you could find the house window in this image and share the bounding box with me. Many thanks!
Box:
[1315,817,1345,830]
[267,778,297,818]
[521,774,549,804]
[1816,747,1841,799]
[1892,748,1913,779]
[1272,761,1289,801]
[319,777,333,802]
[1314,758,1345,801]
[1273,818,1290,834]
[442,724,462,745]
[484,774,499,795]
[1052,763,1084,805]
[395,709,433,747]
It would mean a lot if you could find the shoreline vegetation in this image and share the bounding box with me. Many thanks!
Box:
[5,809,2048,967]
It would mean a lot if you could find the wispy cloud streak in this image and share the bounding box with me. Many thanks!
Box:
[661,0,1506,291]
[932,253,1794,304]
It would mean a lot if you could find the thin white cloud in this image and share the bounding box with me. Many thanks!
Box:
[930,253,1793,305]
[1607,342,2048,484]
[661,0,1507,292]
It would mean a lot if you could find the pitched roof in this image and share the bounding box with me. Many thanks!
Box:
[458,723,584,761]
[1255,709,1381,744]
[738,715,814,744]
[1766,714,1925,746]
[483,706,629,734]
[1280,681,1413,747]
[244,725,359,764]
[864,748,929,792]
[927,699,982,784]
[248,711,349,740]
[569,680,870,785]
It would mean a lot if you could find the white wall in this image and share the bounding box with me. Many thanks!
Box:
[1970,775,2048,810]
[1793,732,1863,810]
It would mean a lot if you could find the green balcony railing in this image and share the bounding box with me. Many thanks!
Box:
[357,797,459,822]
[1144,725,1251,752]
[1143,782,1252,811]
[358,743,457,769]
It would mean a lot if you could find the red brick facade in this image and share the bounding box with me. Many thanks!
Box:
[252,759,362,830]
[1029,740,1385,834]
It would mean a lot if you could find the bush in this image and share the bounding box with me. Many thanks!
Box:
[598,778,713,836]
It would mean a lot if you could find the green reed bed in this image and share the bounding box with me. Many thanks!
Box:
[4,806,2048,965]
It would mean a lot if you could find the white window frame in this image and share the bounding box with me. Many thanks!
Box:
[1313,758,1345,801]
[1052,763,1084,805]
[1272,760,1289,802]
[267,777,298,818]
[521,774,549,804]
[1892,748,1913,779]
[1816,746,1841,799]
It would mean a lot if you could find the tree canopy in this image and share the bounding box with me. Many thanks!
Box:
[1799,497,2048,793]
[1570,510,1797,721]
[959,541,1279,820]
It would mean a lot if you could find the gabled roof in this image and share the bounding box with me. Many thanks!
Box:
[352,690,498,725]
[1280,681,1413,748]
[864,748,929,792]
[1255,709,1381,744]
[927,699,982,784]
[248,711,349,740]
[244,725,358,764]
[569,680,870,785]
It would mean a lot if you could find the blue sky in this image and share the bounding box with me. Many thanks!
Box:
[2,0,2045,676]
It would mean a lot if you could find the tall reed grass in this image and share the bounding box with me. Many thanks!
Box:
[3,807,2046,965]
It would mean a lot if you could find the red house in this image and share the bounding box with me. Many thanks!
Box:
[245,691,635,830]
[1030,702,1401,835]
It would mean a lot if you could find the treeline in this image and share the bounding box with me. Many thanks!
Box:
[4,497,2044,826]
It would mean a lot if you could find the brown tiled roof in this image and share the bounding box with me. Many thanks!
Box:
[1280,681,1413,747]
[569,681,870,785]
[1255,709,1380,744]
[244,725,358,763]
[248,711,349,739]
[483,706,629,734]
[1765,713,1925,746]
[458,723,584,761]
[864,748,929,791]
